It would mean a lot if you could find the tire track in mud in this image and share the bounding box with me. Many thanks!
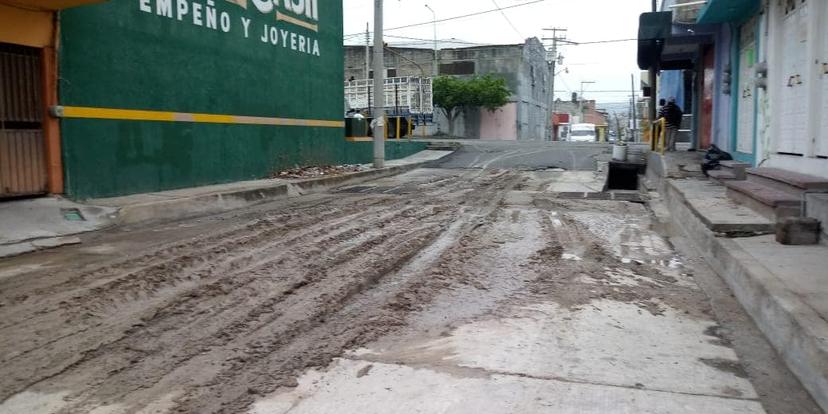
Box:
[0,168,520,413]
[49,221,452,413]
[0,202,409,356]
[0,197,390,329]
[0,203,445,400]
[0,196,362,303]
[172,170,524,414]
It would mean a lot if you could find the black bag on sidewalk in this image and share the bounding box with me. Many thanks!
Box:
[701,144,733,176]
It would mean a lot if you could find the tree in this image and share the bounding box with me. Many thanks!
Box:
[433,75,511,137]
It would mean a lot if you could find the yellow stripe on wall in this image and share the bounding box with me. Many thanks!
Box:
[276,11,318,32]
[60,106,344,128]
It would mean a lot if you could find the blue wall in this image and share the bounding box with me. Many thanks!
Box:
[712,24,733,151]
[658,70,686,112]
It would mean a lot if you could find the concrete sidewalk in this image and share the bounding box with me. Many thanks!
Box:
[649,158,828,412]
[0,150,453,258]
[0,198,118,258]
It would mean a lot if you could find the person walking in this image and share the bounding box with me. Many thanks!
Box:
[658,97,683,151]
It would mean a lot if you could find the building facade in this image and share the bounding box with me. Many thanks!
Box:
[345,38,551,141]
[1,0,423,200]
[642,0,828,179]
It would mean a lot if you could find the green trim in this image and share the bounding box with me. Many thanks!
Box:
[730,21,758,165]
[697,0,760,25]
[729,24,743,161]
[749,20,761,167]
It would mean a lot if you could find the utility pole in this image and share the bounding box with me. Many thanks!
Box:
[373,0,385,168]
[648,0,658,127]
[365,22,370,79]
[579,80,595,122]
[425,4,438,76]
[543,28,567,141]
[631,74,637,142]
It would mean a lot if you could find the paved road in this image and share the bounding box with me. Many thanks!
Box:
[432,141,612,170]
[0,144,819,414]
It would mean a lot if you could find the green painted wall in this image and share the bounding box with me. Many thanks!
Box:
[58,0,424,199]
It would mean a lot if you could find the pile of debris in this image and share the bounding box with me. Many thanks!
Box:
[272,164,366,179]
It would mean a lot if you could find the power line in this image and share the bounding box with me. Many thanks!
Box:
[344,0,548,36]
[349,35,640,48]
[574,38,637,45]
[491,0,524,40]
[541,38,637,46]
[555,90,640,93]
[346,34,489,46]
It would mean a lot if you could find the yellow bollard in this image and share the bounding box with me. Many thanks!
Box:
[396,117,401,140]
[659,118,666,155]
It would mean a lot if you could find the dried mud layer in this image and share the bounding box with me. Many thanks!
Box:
[0,169,522,413]
[0,168,815,413]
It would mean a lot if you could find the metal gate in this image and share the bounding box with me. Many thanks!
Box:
[736,19,757,158]
[0,43,47,198]
[818,0,828,157]
[776,0,809,155]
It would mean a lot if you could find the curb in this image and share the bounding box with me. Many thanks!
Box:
[660,179,828,412]
[115,160,434,226]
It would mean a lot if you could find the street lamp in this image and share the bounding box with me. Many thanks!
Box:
[424,4,437,76]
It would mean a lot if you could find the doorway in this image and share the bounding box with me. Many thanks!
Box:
[0,43,47,198]
[732,17,758,164]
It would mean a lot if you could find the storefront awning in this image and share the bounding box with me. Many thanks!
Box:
[696,0,759,24]
[638,10,715,70]
[637,12,673,70]
[0,0,107,11]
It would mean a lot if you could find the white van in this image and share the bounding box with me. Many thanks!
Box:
[569,123,597,142]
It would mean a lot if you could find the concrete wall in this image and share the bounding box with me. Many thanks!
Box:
[480,104,517,140]
[345,46,434,80]
[57,1,426,199]
[806,194,828,243]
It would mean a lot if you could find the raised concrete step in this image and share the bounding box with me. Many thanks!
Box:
[719,161,751,180]
[707,169,738,184]
[667,180,774,236]
[806,193,828,243]
[720,160,752,169]
[747,167,828,196]
[725,180,801,220]
[660,179,828,412]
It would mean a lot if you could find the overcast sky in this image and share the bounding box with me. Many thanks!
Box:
[343,0,654,113]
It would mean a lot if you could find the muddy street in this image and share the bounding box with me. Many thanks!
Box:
[0,144,820,414]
